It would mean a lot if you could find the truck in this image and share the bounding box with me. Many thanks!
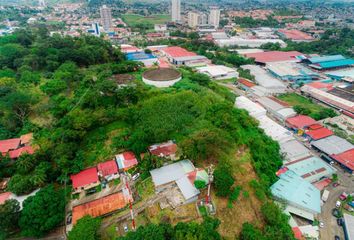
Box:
[322,190,330,202]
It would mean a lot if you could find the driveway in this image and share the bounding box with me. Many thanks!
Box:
[319,165,354,240]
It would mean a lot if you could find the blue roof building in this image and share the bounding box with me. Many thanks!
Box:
[125,52,158,67]
[306,55,354,70]
[271,170,321,219]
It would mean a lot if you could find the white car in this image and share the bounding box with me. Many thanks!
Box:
[132,173,140,181]
[319,222,324,228]
[123,224,129,232]
[336,201,341,208]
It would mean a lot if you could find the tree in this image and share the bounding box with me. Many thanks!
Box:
[213,163,234,197]
[240,222,264,240]
[0,199,20,238]
[19,185,66,237]
[194,180,207,189]
[189,72,211,86]
[68,215,101,240]
[7,174,36,195]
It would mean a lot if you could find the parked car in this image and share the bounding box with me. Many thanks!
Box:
[337,218,343,226]
[333,182,340,187]
[132,173,140,181]
[339,192,348,201]
[332,208,342,218]
[319,222,324,228]
[66,212,72,225]
[335,235,340,240]
[336,200,341,208]
[344,204,354,212]
[123,224,129,232]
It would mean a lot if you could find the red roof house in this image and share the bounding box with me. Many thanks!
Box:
[331,149,354,172]
[305,127,334,141]
[244,51,302,64]
[115,151,138,171]
[72,191,129,224]
[0,192,12,205]
[286,115,317,130]
[97,160,119,178]
[278,29,314,41]
[148,141,178,160]
[0,138,21,155]
[8,146,35,159]
[70,167,99,191]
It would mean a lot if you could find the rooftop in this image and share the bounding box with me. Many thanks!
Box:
[241,65,287,90]
[286,115,317,129]
[126,52,156,61]
[329,85,354,103]
[161,46,197,58]
[343,213,354,240]
[311,135,353,155]
[331,149,354,172]
[271,170,321,214]
[0,138,20,153]
[97,160,118,177]
[70,167,99,189]
[244,51,302,64]
[235,96,267,119]
[72,192,129,224]
[142,68,181,82]
[238,78,256,88]
[148,140,177,158]
[285,156,336,183]
[115,151,138,170]
[280,139,312,163]
[278,29,314,41]
[266,62,318,78]
[257,116,294,143]
[8,146,35,159]
[306,82,334,91]
[196,65,236,77]
[305,127,334,141]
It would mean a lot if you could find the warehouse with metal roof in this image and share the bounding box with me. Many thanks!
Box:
[257,116,294,144]
[311,135,353,155]
[235,96,267,119]
[280,139,312,163]
[284,156,336,183]
[256,96,297,122]
[266,62,320,83]
[271,170,321,220]
[343,213,354,240]
[305,55,354,70]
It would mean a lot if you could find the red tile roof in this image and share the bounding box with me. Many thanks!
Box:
[116,151,138,170]
[286,115,317,129]
[292,227,303,240]
[244,51,302,64]
[97,160,118,177]
[238,78,256,88]
[0,138,21,154]
[308,124,323,130]
[72,192,129,224]
[162,46,197,58]
[331,149,354,171]
[306,127,334,140]
[276,167,289,176]
[148,141,177,158]
[314,178,331,191]
[8,146,35,159]
[278,29,314,41]
[0,192,12,205]
[70,167,99,189]
[306,82,333,91]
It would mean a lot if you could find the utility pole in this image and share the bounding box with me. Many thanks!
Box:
[206,164,214,205]
[122,174,136,230]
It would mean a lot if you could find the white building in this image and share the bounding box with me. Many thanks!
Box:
[215,37,286,48]
[100,5,112,31]
[196,65,239,80]
[171,0,181,22]
[209,6,220,28]
[188,11,200,28]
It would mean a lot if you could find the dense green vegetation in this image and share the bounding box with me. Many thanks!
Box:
[0,28,292,239]
[68,215,102,240]
[278,93,337,120]
[233,16,283,28]
[121,14,169,30]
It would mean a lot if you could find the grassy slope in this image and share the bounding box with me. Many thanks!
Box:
[277,92,324,114]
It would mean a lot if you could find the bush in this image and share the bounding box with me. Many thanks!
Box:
[68,215,101,240]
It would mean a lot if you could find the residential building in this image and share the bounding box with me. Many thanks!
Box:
[100,5,112,31]
[150,160,208,206]
[271,170,321,221]
[0,133,35,159]
[148,140,178,160]
[209,6,220,28]
[171,0,181,22]
[115,151,138,171]
[97,160,119,181]
[70,167,100,193]
[188,11,199,28]
[196,65,239,80]
[0,189,39,209]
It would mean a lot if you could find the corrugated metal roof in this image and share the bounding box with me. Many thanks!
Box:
[176,175,200,200]
[280,139,312,163]
[311,135,353,155]
[308,55,345,64]
[257,116,294,143]
[317,59,354,69]
[271,170,321,214]
[343,214,354,240]
[235,96,267,118]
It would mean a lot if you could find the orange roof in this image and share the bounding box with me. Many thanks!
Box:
[20,133,33,145]
[306,127,334,140]
[331,149,354,171]
[306,82,333,91]
[72,192,129,224]
[238,78,256,88]
[244,51,302,64]
[286,115,317,129]
[162,46,197,58]
[0,138,20,154]
[278,29,314,41]
[292,227,303,240]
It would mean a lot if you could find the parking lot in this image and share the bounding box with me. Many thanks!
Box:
[319,164,354,240]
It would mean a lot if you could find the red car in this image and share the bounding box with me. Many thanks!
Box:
[333,182,340,187]
[339,192,348,201]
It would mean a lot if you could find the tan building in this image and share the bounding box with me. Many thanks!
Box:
[209,6,220,28]
[188,11,200,28]
[171,0,181,22]
[100,5,112,31]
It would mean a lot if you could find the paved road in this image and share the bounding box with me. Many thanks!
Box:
[319,165,354,240]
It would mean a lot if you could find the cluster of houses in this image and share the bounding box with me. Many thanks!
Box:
[0,133,35,159]
[235,94,353,239]
[67,140,209,225]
